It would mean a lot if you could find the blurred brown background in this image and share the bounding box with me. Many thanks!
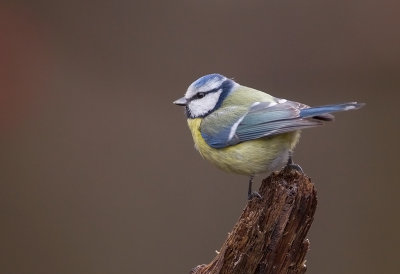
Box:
[1,1,399,273]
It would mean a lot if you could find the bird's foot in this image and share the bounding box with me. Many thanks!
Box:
[284,163,304,173]
[284,153,304,174]
[247,176,262,200]
[248,191,262,200]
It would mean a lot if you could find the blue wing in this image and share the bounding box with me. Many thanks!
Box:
[201,100,364,149]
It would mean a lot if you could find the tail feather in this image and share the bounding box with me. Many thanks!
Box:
[300,102,365,121]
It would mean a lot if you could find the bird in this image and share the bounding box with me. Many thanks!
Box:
[173,73,364,199]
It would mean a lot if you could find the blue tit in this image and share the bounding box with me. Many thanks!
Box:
[173,73,364,199]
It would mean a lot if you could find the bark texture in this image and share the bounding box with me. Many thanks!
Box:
[191,169,317,274]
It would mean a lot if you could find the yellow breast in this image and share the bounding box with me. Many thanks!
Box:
[187,118,300,176]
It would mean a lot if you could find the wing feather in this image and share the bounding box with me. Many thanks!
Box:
[200,99,357,149]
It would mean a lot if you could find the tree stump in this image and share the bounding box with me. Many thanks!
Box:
[191,169,317,274]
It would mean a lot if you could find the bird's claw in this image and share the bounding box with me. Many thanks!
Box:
[284,163,304,174]
[285,153,304,174]
[248,191,262,200]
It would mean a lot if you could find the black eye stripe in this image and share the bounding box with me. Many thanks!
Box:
[185,79,234,118]
[190,88,220,101]
[196,92,206,98]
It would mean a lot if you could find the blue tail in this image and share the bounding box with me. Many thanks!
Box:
[300,102,365,121]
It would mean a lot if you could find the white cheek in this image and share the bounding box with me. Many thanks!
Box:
[188,90,223,117]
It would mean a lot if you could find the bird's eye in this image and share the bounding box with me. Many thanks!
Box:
[196,92,206,99]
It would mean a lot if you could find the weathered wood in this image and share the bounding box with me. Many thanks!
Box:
[191,169,317,274]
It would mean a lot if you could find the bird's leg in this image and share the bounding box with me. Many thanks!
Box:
[284,151,304,173]
[247,176,262,200]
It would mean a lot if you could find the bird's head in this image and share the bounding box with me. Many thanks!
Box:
[173,73,238,118]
